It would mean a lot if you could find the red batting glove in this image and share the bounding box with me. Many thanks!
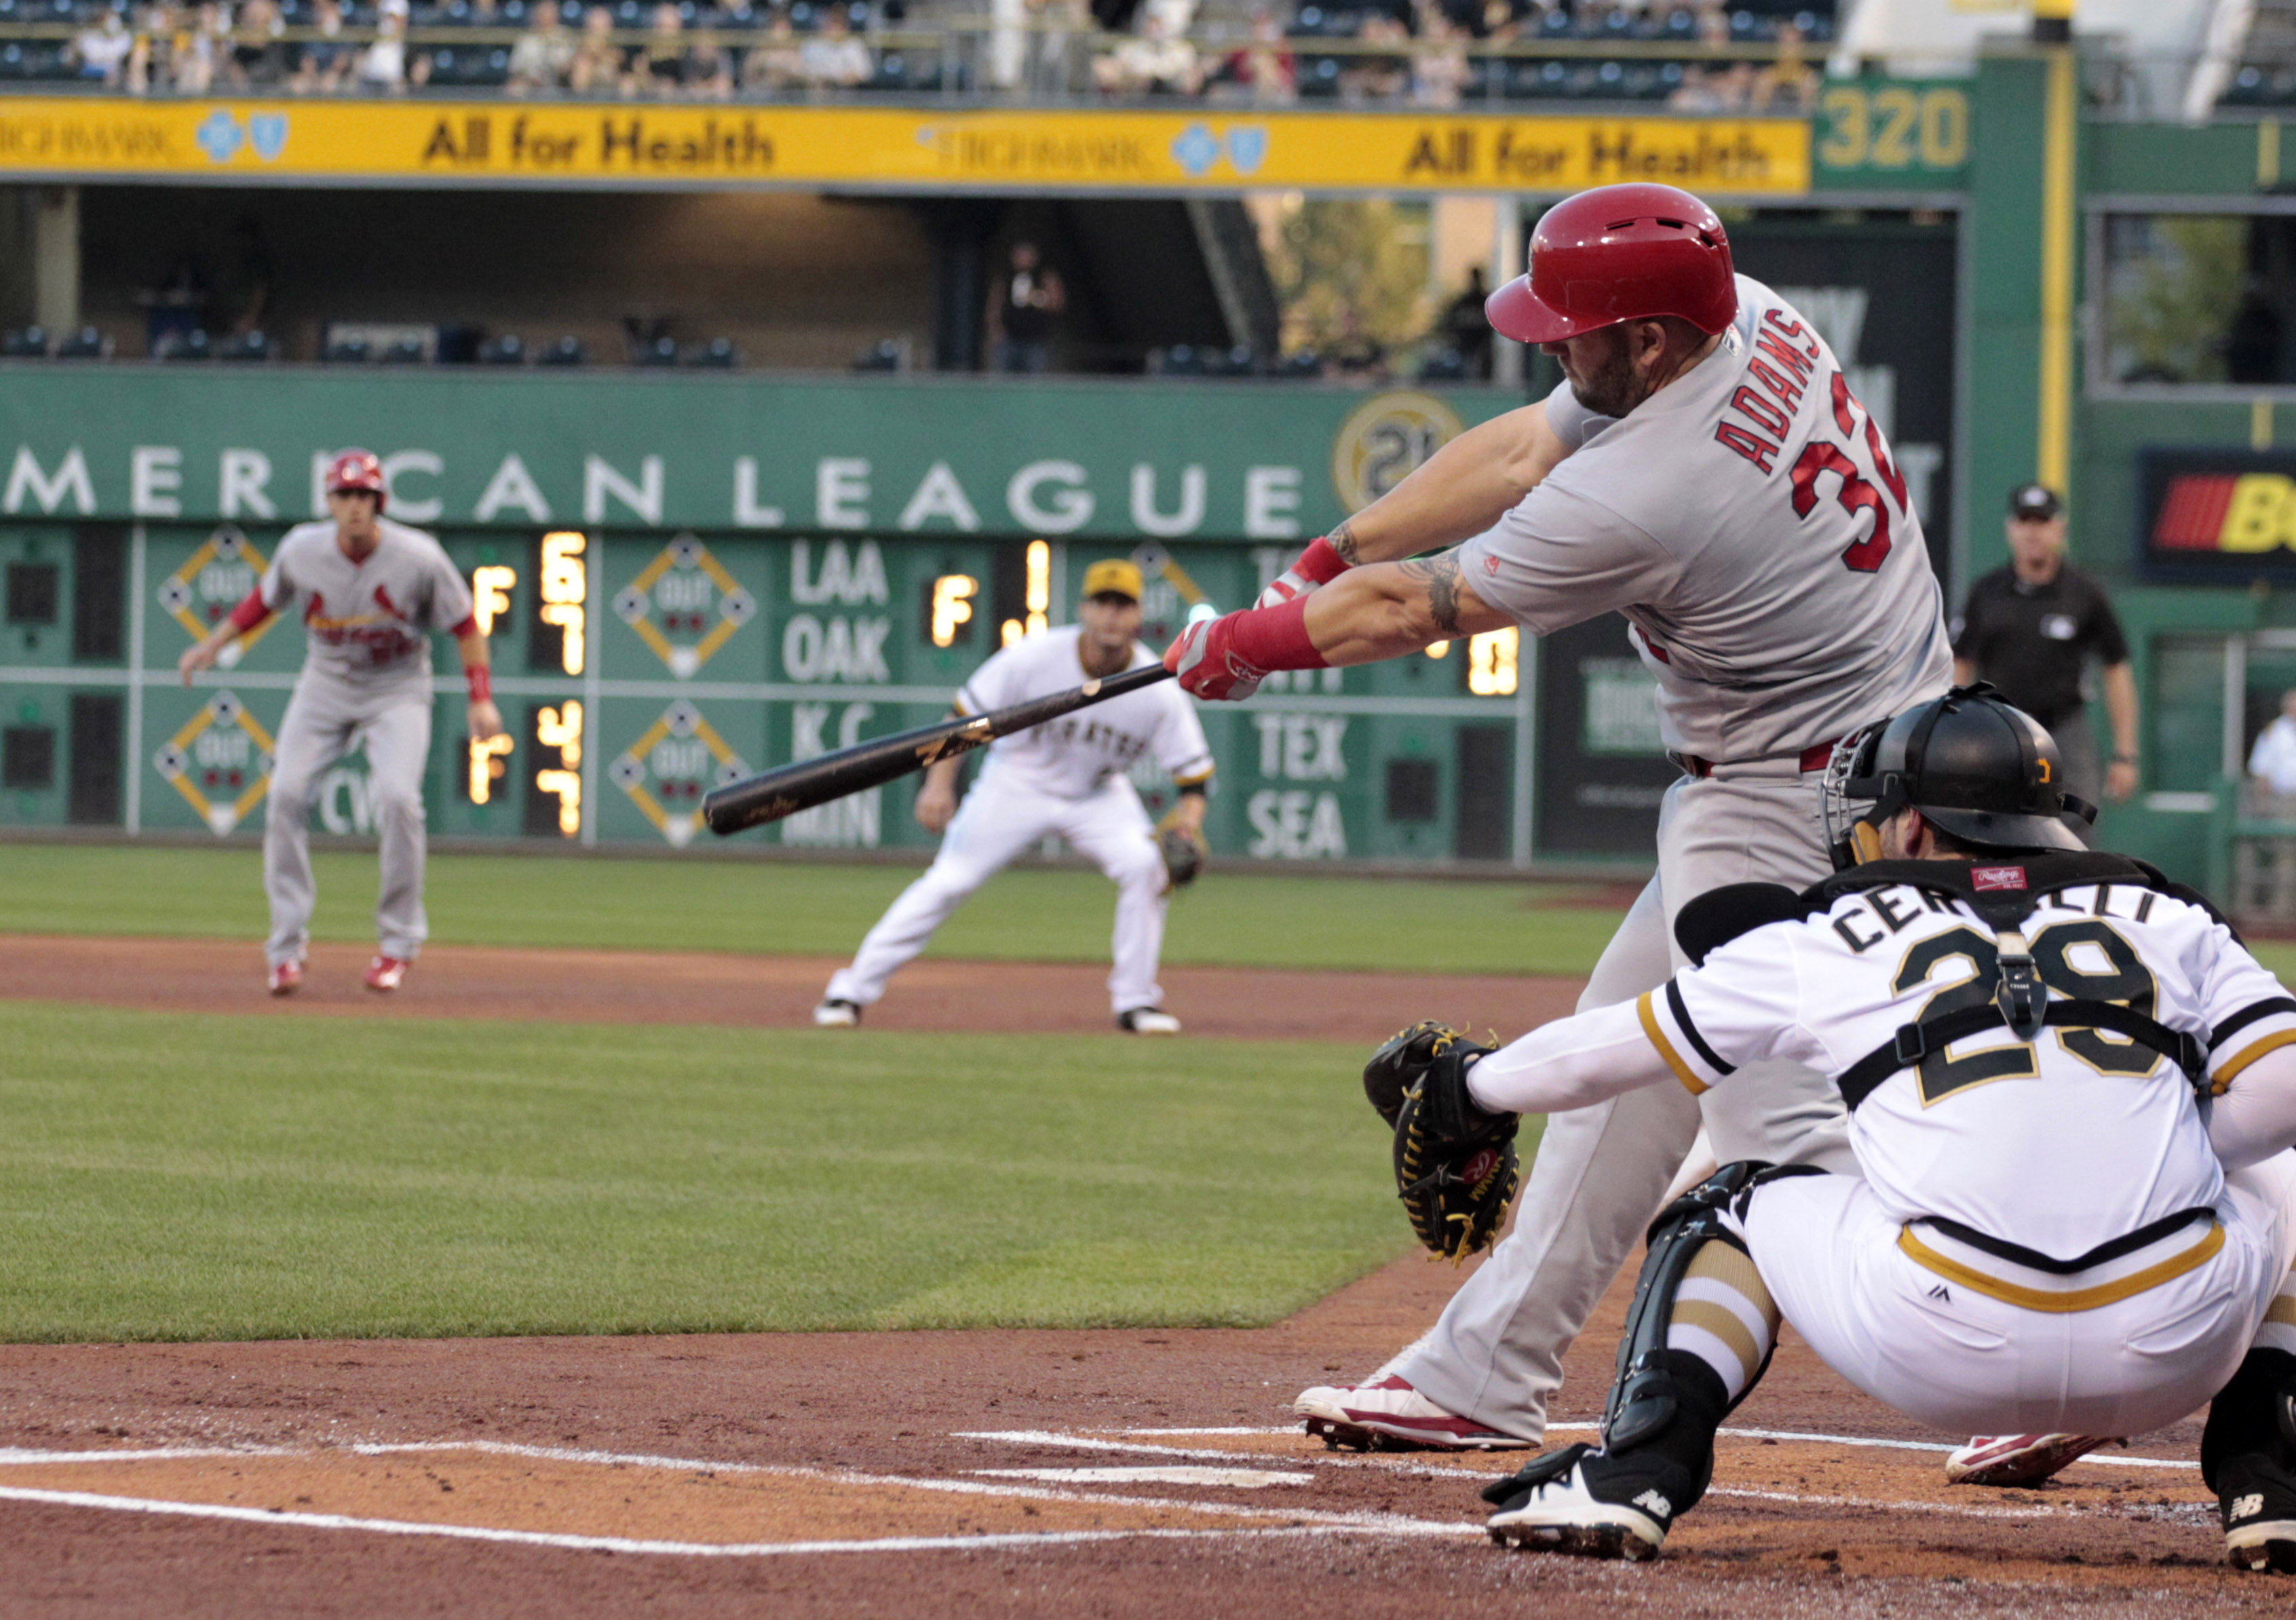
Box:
[1253,535,1350,610]
[1164,598,1328,701]
[1164,615,1265,701]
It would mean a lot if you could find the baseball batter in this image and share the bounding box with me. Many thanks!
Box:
[815,558,1213,1033]
[178,450,502,995]
[1463,690,2296,1572]
[1166,182,1955,1450]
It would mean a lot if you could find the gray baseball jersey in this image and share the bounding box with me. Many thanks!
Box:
[261,517,476,693]
[1459,274,1953,763]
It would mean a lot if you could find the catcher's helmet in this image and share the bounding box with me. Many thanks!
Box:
[1820,685,2094,870]
[1485,182,1738,345]
[326,449,387,512]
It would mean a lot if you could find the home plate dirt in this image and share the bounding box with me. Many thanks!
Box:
[0,1245,2261,1620]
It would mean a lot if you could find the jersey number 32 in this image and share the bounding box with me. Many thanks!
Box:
[1791,372,1911,575]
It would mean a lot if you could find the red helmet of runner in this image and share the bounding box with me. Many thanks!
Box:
[1485,182,1738,345]
[326,448,387,512]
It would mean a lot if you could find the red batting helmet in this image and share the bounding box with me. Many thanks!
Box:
[326,449,387,512]
[1485,182,1737,345]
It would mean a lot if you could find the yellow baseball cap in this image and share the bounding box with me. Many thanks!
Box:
[1081,558,1144,601]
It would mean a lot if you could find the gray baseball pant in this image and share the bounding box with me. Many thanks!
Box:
[1389,767,1855,1444]
[264,678,435,967]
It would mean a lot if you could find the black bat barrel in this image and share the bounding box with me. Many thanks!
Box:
[704,663,1172,835]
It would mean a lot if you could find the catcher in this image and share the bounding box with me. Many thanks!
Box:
[814,558,1212,1034]
[1369,689,2296,1573]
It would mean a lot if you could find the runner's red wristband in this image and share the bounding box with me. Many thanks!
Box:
[1296,535,1350,585]
[227,587,271,634]
[466,666,493,703]
[1227,595,1328,671]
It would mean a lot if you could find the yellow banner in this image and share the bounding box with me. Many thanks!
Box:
[0,97,1809,193]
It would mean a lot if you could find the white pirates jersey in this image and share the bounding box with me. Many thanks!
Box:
[262,518,477,691]
[1457,275,1953,765]
[957,626,1214,801]
[1474,870,2296,1266]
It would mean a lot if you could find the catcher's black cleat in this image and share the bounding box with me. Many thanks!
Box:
[2223,1453,2296,1573]
[1482,1442,1696,1562]
[2204,1349,2296,1574]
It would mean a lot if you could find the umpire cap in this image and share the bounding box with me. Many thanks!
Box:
[1822,685,2093,870]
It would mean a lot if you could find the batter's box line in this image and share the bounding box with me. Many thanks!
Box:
[0,1485,1476,1560]
[959,1431,2188,1522]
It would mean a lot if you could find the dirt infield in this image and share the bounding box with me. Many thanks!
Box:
[0,939,2273,1616]
[0,933,1589,1041]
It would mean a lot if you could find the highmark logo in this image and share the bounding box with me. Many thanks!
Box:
[1169,122,1268,178]
[195,109,290,164]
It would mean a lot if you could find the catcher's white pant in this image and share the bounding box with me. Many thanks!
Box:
[824,761,1171,1016]
[1392,767,1852,1442]
[1740,1159,2296,1438]
[264,676,434,968]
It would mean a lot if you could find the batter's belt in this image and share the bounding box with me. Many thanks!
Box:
[1670,739,1841,781]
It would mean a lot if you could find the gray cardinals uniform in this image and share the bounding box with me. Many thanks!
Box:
[1373,275,1955,1441]
[258,517,476,969]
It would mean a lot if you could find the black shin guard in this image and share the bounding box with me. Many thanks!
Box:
[1605,1162,1771,1453]
[2204,1349,2296,1492]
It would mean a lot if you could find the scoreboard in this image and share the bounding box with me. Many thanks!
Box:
[0,520,1542,866]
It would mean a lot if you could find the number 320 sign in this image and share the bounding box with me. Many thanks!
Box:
[1814,80,1970,186]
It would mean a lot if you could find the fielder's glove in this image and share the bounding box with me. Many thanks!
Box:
[1157,825,1207,891]
[1363,1020,1520,1263]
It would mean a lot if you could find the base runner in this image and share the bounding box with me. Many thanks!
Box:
[178,450,503,995]
[1166,182,1956,1451]
[1442,691,2296,1574]
[814,558,1213,1033]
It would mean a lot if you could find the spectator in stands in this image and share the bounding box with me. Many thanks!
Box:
[1026,0,1092,95]
[987,241,1065,373]
[170,0,225,93]
[1341,13,1408,102]
[632,1,690,94]
[1952,483,2140,815]
[71,8,136,85]
[687,19,735,96]
[1671,56,1752,111]
[1476,0,1520,41]
[1411,10,1467,105]
[224,0,290,87]
[1437,265,1492,379]
[125,2,168,90]
[742,9,807,91]
[507,0,574,89]
[2251,690,2296,803]
[358,7,429,89]
[799,3,873,87]
[290,0,357,90]
[567,3,625,92]
[1752,19,1814,112]
[1092,8,1200,95]
[1216,7,1292,100]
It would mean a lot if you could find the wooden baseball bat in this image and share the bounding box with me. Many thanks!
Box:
[704,662,1174,835]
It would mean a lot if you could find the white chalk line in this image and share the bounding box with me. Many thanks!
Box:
[0,1436,1480,1556]
[962,1431,2203,1522]
[1096,1423,2200,1473]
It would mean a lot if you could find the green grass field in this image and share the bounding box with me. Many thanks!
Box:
[0,1001,1516,1342]
[0,843,1631,976]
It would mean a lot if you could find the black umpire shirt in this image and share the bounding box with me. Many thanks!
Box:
[1951,564,2130,728]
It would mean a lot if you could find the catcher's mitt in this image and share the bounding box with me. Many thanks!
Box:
[1157,826,1207,890]
[1363,1020,1520,1262]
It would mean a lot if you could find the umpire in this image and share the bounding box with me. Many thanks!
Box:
[1951,483,2139,812]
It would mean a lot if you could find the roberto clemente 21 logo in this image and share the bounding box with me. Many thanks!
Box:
[1331,392,1466,514]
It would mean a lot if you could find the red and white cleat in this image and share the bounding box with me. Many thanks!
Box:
[1946,1433,2124,1487]
[363,955,409,993]
[1295,1374,1533,1452]
[267,961,303,997]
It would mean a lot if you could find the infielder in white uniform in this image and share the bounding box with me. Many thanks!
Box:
[1460,689,2296,1574]
[815,558,1214,1034]
[1166,182,1957,1451]
[179,450,503,995]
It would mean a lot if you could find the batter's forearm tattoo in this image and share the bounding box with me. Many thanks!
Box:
[1329,522,1362,566]
[1399,551,1464,636]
